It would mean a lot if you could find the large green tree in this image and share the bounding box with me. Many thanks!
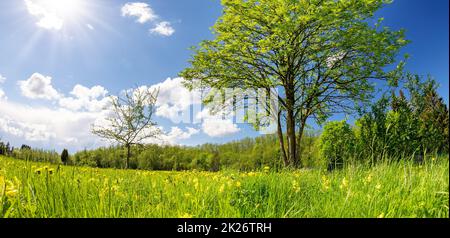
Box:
[180,0,408,167]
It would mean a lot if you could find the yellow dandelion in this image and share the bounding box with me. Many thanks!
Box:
[377,213,385,218]
[235,181,241,188]
[34,168,42,175]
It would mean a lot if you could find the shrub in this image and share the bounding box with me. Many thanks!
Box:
[319,121,355,171]
[61,149,69,165]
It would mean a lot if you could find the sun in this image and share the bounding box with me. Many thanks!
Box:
[25,0,88,30]
[36,0,83,19]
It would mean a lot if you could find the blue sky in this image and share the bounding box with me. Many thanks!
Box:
[0,0,448,152]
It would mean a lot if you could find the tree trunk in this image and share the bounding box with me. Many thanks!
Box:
[286,108,297,166]
[126,144,131,169]
[277,110,289,166]
[296,119,306,168]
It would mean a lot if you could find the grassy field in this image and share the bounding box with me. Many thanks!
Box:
[0,155,448,218]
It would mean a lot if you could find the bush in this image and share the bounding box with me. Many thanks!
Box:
[319,121,355,171]
[61,149,69,165]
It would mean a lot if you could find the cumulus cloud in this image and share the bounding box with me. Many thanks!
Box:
[153,126,199,145]
[150,21,175,36]
[201,118,240,137]
[18,73,60,100]
[121,2,175,37]
[148,77,241,137]
[24,0,64,30]
[0,74,6,83]
[0,89,6,101]
[149,77,202,123]
[196,108,240,137]
[59,84,110,112]
[121,2,157,24]
[0,100,109,148]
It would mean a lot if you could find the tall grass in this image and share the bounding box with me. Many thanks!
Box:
[0,155,448,218]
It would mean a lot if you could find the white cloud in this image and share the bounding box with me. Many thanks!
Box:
[18,73,60,100]
[150,21,175,36]
[149,77,240,137]
[58,84,110,112]
[0,100,109,148]
[196,108,240,137]
[0,117,56,141]
[201,118,240,137]
[24,0,64,30]
[0,89,6,101]
[158,126,199,145]
[149,77,202,123]
[121,2,157,24]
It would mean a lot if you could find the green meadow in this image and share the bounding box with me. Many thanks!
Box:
[1,155,448,218]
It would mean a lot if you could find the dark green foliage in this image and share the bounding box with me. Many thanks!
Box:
[319,121,356,171]
[407,75,449,154]
[61,149,69,165]
[354,95,390,163]
[0,142,6,155]
[67,134,318,171]
[353,74,449,162]
[12,147,60,164]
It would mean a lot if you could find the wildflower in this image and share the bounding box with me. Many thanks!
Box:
[366,174,373,183]
[0,178,18,199]
[235,181,241,188]
[263,166,270,173]
[377,213,385,218]
[340,177,348,190]
[111,185,120,193]
[375,183,382,190]
[5,188,18,198]
[219,184,225,194]
[321,175,330,190]
[292,180,300,193]
[180,213,193,218]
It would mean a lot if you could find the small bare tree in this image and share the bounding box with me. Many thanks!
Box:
[91,87,161,169]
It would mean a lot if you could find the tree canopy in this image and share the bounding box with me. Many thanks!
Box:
[181,0,408,167]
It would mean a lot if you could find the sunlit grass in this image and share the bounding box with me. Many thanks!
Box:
[0,155,448,218]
